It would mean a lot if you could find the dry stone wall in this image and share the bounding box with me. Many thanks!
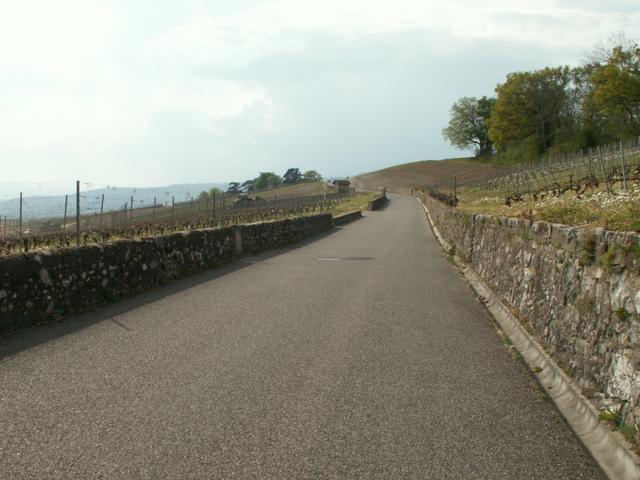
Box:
[0,214,333,335]
[238,214,332,255]
[367,193,388,211]
[333,210,363,226]
[422,194,640,427]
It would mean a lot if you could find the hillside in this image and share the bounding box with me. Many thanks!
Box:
[352,158,505,194]
[248,181,326,199]
[0,183,226,220]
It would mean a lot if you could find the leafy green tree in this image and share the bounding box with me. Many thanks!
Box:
[226,182,241,194]
[488,67,573,157]
[209,187,222,198]
[591,43,640,138]
[197,191,209,202]
[282,168,302,184]
[253,172,282,190]
[568,64,610,148]
[442,96,495,156]
[302,170,323,182]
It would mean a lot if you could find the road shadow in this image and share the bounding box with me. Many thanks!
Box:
[0,228,339,360]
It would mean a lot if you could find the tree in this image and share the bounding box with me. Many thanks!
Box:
[442,96,495,156]
[226,182,241,194]
[282,168,302,184]
[591,42,640,139]
[209,187,222,198]
[197,191,209,202]
[241,180,255,192]
[253,172,282,190]
[302,170,323,182]
[570,64,609,148]
[488,67,574,157]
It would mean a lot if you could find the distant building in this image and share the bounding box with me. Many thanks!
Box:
[332,179,351,194]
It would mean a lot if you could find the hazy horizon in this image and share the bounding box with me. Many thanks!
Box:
[2,0,638,196]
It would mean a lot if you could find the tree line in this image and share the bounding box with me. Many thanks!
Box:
[443,37,640,163]
[197,168,323,202]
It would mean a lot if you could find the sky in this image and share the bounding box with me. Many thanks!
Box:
[0,0,638,195]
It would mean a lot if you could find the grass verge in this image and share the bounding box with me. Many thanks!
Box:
[457,182,640,232]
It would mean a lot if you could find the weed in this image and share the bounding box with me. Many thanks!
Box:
[580,232,597,266]
[600,245,616,270]
[158,272,172,286]
[622,241,640,258]
[620,423,638,443]
[599,410,618,422]
[599,401,637,444]
[616,307,631,322]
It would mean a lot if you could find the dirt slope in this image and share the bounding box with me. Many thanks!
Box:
[352,158,505,194]
[250,182,326,199]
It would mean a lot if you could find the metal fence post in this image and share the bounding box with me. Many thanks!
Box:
[75,180,80,246]
[63,194,68,235]
[99,193,104,228]
[620,140,627,191]
[19,192,23,249]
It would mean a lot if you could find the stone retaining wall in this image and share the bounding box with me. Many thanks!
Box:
[422,194,640,426]
[238,214,332,255]
[0,214,333,335]
[367,193,388,211]
[333,210,363,226]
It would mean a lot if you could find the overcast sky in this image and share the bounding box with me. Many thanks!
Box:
[1,0,638,195]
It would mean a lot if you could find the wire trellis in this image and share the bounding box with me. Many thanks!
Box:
[0,183,353,255]
[422,137,640,207]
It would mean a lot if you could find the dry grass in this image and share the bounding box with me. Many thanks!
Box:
[249,182,326,200]
[329,192,379,216]
[353,158,505,194]
[458,182,640,232]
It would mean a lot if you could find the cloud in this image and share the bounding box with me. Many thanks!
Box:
[0,0,120,77]
[0,0,638,187]
[145,0,640,64]
[0,1,278,152]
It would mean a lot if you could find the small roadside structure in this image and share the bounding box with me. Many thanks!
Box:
[332,179,351,194]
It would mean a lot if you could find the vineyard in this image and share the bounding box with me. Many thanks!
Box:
[426,138,640,205]
[421,138,640,231]
[0,191,364,255]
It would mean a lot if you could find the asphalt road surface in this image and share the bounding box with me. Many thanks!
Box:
[0,195,604,479]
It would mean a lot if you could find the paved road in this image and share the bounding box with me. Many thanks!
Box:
[0,196,604,479]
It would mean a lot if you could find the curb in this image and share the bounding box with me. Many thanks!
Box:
[417,197,640,480]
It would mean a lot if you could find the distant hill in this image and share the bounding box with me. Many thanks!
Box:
[0,183,226,220]
[352,158,506,194]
